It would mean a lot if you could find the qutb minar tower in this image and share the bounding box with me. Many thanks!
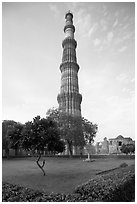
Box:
[57,11,82,117]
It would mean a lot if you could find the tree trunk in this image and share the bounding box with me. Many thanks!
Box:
[68,145,73,157]
[36,154,46,176]
[66,140,73,157]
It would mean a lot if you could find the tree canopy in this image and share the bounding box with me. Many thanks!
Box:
[121,143,135,154]
[46,107,98,156]
[59,113,85,155]
[21,116,65,175]
[8,122,24,156]
[2,120,17,158]
[82,118,98,144]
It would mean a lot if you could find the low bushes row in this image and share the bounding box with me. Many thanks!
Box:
[2,183,67,202]
[2,165,135,202]
[74,164,135,202]
[96,162,128,175]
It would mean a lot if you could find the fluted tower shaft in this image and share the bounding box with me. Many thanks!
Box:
[57,11,82,117]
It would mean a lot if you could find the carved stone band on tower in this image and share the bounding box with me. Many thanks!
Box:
[57,11,82,117]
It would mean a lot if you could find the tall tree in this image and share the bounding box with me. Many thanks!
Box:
[47,108,85,156]
[82,118,98,144]
[21,116,65,176]
[46,107,98,156]
[2,120,17,158]
[59,113,85,156]
[82,118,98,160]
[8,123,24,156]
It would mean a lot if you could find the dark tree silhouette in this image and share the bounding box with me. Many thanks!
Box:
[2,120,17,158]
[8,122,24,156]
[121,143,135,154]
[21,116,65,176]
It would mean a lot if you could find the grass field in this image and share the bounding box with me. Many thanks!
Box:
[2,157,135,194]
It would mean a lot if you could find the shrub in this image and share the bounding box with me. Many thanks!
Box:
[2,182,67,202]
[119,162,128,168]
[74,164,135,202]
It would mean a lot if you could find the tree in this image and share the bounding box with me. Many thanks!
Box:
[21,116,65,176]
[82,118,98,160]
[46,107,98,156]
[59,113,85,156]
[46,107,60,124]
[128,143,135,154]
[8,123,24,156]
[47,108,85,156]
[2,120,17,158]
[121,143,135,154]
[82,118,98,144]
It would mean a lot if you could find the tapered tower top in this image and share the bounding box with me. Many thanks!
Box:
[64,10,75,38]
[65,10,73,20]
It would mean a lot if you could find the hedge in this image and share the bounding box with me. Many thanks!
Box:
[74,164,135,202]
[2,165,135,202]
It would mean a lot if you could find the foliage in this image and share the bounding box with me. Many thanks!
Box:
[47,108,85,155]
[46,107,98,156]
[119,162,128,168]
[82,118,98,144]
[121,143,135,154]
[46,107,60,125]
[21,116,65,175]
[2,182,67,202]
[8,123,24,155]
[96,162,128,176]
[81,118,98,159]
[21,116,64,153]
[74,164,135,202]
[2,120,17,158]
[2,165,135,202]
[2,116,65,175]
[59,113,85,156]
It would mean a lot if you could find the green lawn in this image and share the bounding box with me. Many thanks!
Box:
[2,157,135,194]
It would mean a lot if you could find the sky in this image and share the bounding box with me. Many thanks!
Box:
[2,2,135,142]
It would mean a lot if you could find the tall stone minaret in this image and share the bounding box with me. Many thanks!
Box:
[57,11,82,117]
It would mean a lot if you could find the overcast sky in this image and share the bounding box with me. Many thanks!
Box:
[2,2,135,142]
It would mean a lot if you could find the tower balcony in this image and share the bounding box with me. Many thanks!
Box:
[60,61,79,73]
[62,37,77,48]
[64,24,75,33]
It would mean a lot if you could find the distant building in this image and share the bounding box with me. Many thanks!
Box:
[96,137,109,154]
[109,135,134,154]
[96,135,134,154]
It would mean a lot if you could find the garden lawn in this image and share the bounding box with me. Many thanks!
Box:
[2,157,134,194]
